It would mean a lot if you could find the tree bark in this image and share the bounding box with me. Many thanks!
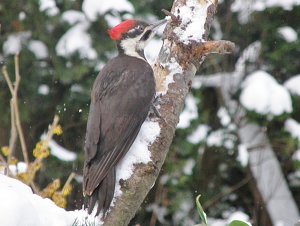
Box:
[103,1,234,225]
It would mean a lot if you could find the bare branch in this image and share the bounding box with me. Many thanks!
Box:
[8,99,17,164]
[13,54,29,164]
[1,66,14,95]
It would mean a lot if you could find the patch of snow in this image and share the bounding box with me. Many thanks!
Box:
[8,162,27,176]
[240,70,292,116]
[82,0,134,21]
[237,144,249,167]
[146,204,168,224]
[183,159,195,175]
[217,107,231,126]
[70,84,84,93]
[114,120,160,198]
[275,221,285,226]
[160,174,169,185]
[39,0,59,16]
[19,12,26,21]
[173,0,212,44]
[207,130,224,147]
[41,134,77,161]
[3,32,31,55]
[56,22,97,60]
[165,58,181,90]
[235,41,261,79]
[173,199,193,222]
[61,10,86,25]
[208,218,227,226]
[177,94,198,129]
[284,74,300,96]
[48,140,77,162]
[28,40,48,59]
[104,14,122,27]
[232,0,300,23]
[224,138,235,150]
[145,38,163,65]
[227,211,251,225]
[212,18,223,40]
[187,124,210,144]
[292,149,300,162]
[285,118,300,142]
[0,174,100,226]
[38,85,50,95]
[278,26,298,42]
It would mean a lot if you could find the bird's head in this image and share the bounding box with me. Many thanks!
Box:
[108,19,167,59]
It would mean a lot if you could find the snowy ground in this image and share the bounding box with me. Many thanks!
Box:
[0,174,100,226]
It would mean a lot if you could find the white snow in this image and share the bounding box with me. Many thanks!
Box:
[82,0,134,21]
[237,144,249,167]
[285,118,300,142]
[39,0,59,16]
[208,211,252,226]
[61,10,86,25]
[56,22,97,60]
[187,124,210,144]
[207,130,224,147]
[232,0,300,23]
[292,149,300,162]
[164,57,182,91]
[19,11,26,21]
[28,40,49,59]
[114,120,160,198]
[177,94,198,129]
[183,159,195,175]
[41,134,77,161]
[284,74,300,96]
[173,199,193,223]
[217,107,231,126]
[8,162,27,176]
[277,26,298,43]
[0,174,100,226]
[70,84,84,93]
[227,211,251,225]
[104,14,122,27]
[158,54,183,95]
[173,0,212,44]
[146,204,168,224]
[3,32,31,55]
[240,70,292,116]
[48,140,77,162]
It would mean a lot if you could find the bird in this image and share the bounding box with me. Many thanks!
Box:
[83,18,167,216]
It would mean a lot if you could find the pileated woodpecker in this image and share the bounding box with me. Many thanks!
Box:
[83,19,167,216]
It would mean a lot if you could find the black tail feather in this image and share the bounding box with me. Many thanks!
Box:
[85,167,116,217]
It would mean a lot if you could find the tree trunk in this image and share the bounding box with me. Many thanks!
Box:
[103,1,234,225]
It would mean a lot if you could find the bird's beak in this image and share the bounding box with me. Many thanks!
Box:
[140,19,168,42]
[148,18,168,31]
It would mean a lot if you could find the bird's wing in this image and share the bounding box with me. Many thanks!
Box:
[83,58,155,195]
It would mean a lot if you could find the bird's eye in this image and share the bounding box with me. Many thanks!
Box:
[138,26,143,31]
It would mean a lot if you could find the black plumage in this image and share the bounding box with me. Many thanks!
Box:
[83,54,155,215]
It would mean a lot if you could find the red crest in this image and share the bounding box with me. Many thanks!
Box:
[107,20,135,41]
